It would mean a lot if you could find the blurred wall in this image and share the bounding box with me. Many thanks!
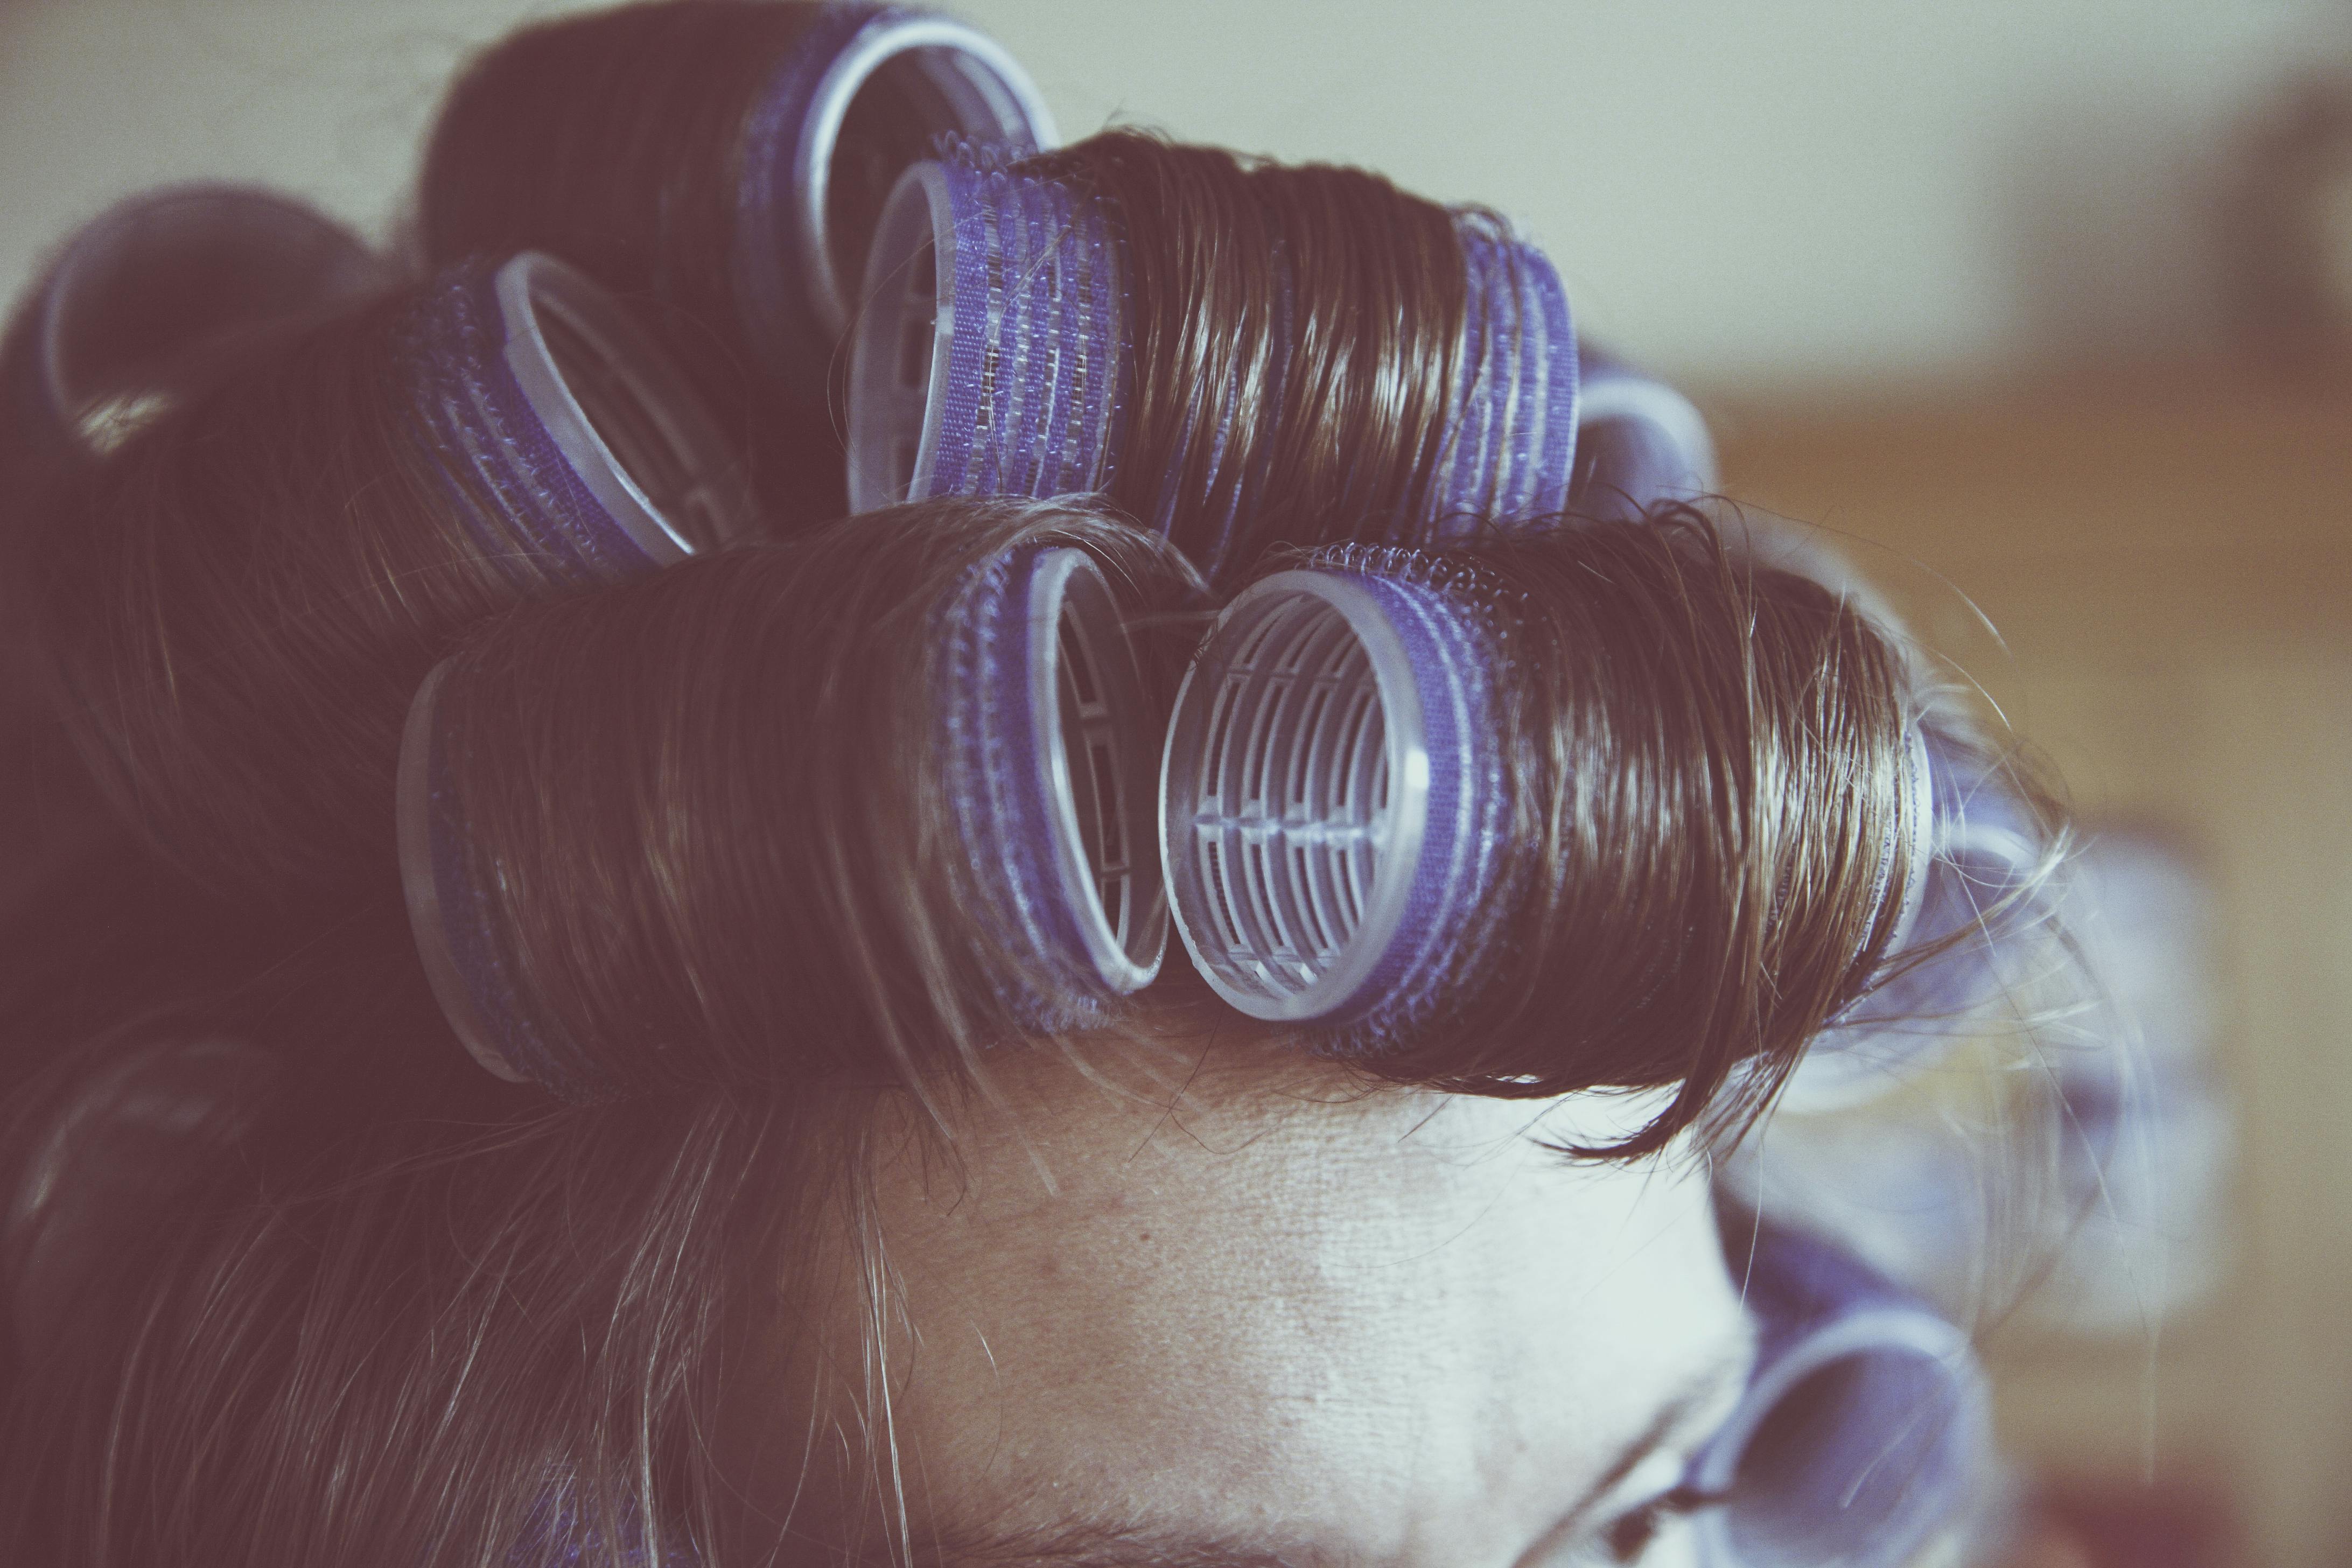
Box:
[2,0,2347,389]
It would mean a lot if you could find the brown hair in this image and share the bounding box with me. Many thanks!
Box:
[1,60,2070,1568]
[29,256,744,897]
[416,1,1051,534]
[408,499,1200,1103]
[1233,510,1956,1157]
[2,489,2067,1567]
[1035,132,1474,576]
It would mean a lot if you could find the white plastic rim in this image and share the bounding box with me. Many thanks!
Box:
[1029,549,1165,992]
[33,184,382,452]
[1160,572,1433,1022]
[797,12,1056,344]
[494,251,755,563]
[846,162,954,513]
[395,660,529,1086]
[1576,369,1720,492]
[1690,1310,1983,1568]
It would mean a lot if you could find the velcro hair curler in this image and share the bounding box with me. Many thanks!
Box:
[1569,341,1718,524]
[727,4,1055,393]
[1156,551,1511,1035]
[850,156,1126,517]
[502,1485,689,1568]
[847,141,1579,579]
[397,513,1170,1099]
[1157,530,1933,1079]
[401,250,753,584]
[418,2,1054,527]
[33,248,753,892]
[1690,1221,1992,1568]
[0,183,384,490]
[939,542,1167,1007]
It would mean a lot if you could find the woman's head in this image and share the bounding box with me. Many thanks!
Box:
[0,9,2075,1563]
[0,474,2045,1565]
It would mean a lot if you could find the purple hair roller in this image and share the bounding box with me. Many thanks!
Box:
[1158,551,1509,1032]
[1568,342,1718,525]
[0,183,383,487]
[1691,1222,1992,1568]
[847,155,1128,516]
[732,4,1056,396]
[397,540,1160,1095]
[941,543,1170,1019]
[1422,221,1581,530]
[398,251,755,592]
[397,655,559,1092]
[846,156,1579,565]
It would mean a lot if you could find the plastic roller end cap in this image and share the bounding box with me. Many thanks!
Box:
[1160,572,1440,1025]
[493,252,754,564]
[1029,547,1166,995]
[396,660,530,1087]
[848,163,956,514]
[797,10,1058,343]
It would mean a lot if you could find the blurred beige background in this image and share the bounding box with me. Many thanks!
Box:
[3,0,2348,387]
[3,3,2348,1564]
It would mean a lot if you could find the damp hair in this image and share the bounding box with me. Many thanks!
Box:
[0,485,2073,1568]
[415,0,1055,533]
[0,84,2078,1568]
[24,253,751,898]
[1038,130,1472,571]
[856,129,1574,585]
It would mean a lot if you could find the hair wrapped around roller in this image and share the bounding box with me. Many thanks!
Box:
[849,131,1579,583]
[0,17,2089,1560]
[30,250,752,892]
[398,499,1195,1102]
[418,0,1054,528]
[0,184,384,514]
[1158,508,1966,1152]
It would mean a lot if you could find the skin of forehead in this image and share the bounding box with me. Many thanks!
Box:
[793,1045,1747,1567]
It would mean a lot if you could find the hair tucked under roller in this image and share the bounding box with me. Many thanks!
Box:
[397,500,1187,1101]
[1692,1219,1992,1568]
[1158,510,1940,1150]
[0,184,384,505]
[848,132,1579,583]
[33,250,753,892]
[418,0,1054,528]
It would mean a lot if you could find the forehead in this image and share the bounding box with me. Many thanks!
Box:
[838,1049,1746,1565]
